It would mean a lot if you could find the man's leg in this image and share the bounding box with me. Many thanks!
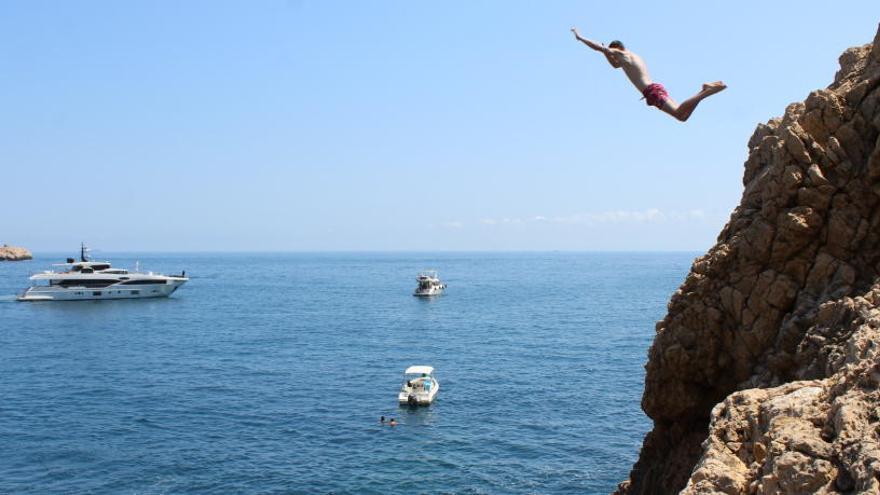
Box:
[660,81,726,122]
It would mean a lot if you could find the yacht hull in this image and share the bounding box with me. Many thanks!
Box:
[18,281,186,302]
[398,382,440,405]
[413,288,445,297]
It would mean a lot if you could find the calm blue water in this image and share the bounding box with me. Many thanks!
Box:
[0,252,693,494]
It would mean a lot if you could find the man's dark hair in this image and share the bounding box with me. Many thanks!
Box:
[609,40,625,49]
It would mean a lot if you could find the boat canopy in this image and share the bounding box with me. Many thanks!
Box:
[404,365,434,375]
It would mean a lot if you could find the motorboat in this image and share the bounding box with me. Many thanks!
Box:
[413,270,446,297]
[17,244,188,302]
[398,365,440,406]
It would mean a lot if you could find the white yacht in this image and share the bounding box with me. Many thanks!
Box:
[17,245,188,302]
[413,270,446,297]
[398,366,440,406]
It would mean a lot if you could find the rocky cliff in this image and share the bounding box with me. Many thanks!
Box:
[618,24,880,494]
[0,244,32,261]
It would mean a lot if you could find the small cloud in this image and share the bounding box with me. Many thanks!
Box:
[441,221,464,229]
[478,208,712,227]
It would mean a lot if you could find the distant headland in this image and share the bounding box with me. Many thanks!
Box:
[0,244,33,261]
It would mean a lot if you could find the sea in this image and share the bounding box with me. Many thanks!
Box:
[0,252,696,494]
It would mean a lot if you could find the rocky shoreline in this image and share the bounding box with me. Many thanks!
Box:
[617,24,880,494]
[0,245,32,261]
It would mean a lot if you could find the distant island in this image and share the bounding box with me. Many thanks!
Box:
[0,244,32,261]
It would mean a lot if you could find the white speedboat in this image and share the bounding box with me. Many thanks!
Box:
[17,244,188,302]
[413,270,446,297]
[398,366,440,406]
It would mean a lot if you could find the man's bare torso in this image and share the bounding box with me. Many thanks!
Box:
[610,49,652,92]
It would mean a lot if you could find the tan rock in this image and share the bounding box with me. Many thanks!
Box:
[0,244,32,261]
[770,451,834,493]
[807,164,830,186]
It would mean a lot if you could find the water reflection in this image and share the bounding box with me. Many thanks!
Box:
[397,402,439,427]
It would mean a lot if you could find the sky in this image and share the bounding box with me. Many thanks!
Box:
[1,1,878,252]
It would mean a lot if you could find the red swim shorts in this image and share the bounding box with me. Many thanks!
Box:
[642,83,669,109]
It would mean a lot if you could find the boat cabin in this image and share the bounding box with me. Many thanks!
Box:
[403,365,435,388]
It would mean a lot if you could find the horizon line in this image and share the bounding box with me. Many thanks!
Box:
[22,248,705,255]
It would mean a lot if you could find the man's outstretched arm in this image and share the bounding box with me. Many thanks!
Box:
[571,27,620,68]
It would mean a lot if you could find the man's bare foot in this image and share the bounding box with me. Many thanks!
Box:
[701,81,727,96]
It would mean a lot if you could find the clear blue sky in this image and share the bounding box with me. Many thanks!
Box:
[2,1,878,251]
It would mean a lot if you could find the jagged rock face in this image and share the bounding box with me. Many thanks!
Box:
[618,24,880,494]
[682,293,880,494]
[0,245,32,261]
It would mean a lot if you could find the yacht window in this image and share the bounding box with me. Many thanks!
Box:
[91,264,111,271]
[92,291,102,296]
[120,280,167,285]
[58,279,118,288]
